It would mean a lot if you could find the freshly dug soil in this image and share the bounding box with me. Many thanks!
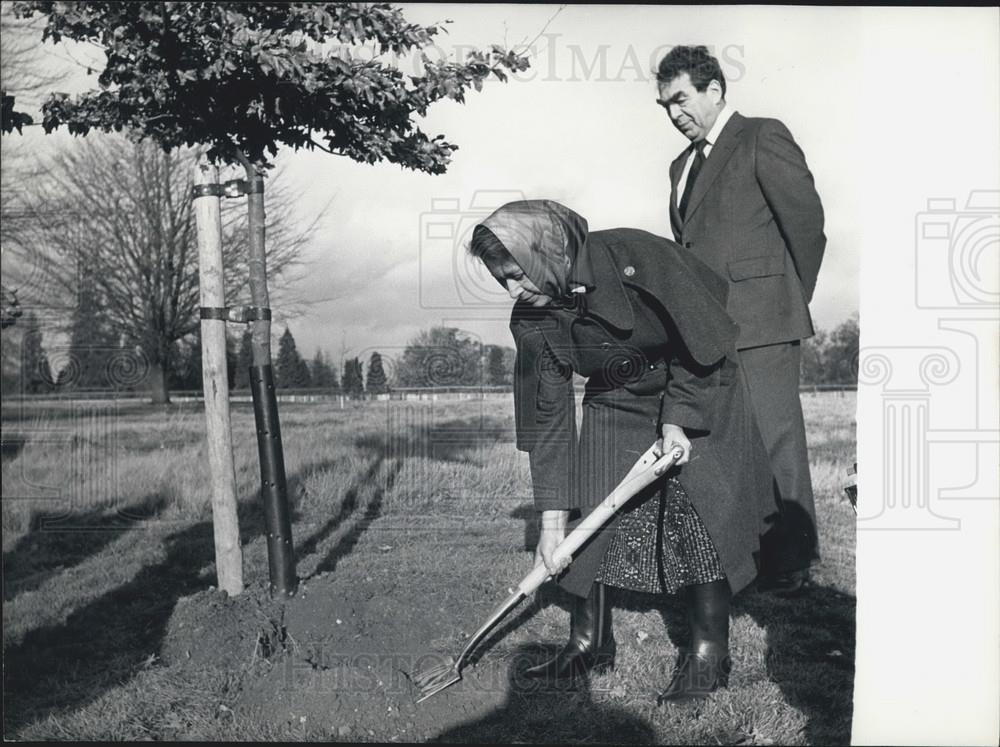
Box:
[162,570,594,742]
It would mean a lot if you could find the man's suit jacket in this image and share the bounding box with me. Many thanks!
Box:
[669,112,826,349]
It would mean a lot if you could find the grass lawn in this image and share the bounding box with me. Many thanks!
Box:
[2,391,856,743]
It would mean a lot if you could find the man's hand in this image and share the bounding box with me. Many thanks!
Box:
[655,423,691,473]
[535,510,571,576]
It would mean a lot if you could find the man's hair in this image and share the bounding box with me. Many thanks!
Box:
[655,45,726,97]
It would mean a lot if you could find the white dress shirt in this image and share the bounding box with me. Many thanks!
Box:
[676,105,737,208]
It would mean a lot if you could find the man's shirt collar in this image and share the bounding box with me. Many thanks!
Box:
[704,104,735,148]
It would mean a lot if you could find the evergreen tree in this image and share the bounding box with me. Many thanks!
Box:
[341,357,364,398]
[310,349,338,391]
[58,268,118,389]
[20,311,54,394]
[365,351,389,395]
[233,327,253,389]
[295,355,312,389]
[276,327,308,389]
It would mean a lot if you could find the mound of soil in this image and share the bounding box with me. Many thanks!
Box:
[161,570,557,742]
[162,581,288,671]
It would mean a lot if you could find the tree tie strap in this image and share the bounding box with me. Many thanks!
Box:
[191,178,265,200]
[200,306,272,323]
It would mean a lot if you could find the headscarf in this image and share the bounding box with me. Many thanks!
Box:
[472,200,591,301]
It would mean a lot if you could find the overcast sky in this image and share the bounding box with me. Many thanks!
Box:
[273,3,865,364]
[1,4,990,368]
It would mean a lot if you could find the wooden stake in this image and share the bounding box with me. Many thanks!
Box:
[193,160,244,596]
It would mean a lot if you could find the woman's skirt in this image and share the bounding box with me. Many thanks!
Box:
[593,476,725,594]
[556,385,736,597]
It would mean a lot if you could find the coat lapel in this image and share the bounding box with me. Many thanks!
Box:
[668,151,686,240]
[573,234,634,332]
[682,112,745,226]
[602,232,737,367]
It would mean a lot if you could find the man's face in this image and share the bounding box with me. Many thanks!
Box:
[656,72,723,142]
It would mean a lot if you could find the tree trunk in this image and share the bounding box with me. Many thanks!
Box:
[237,151,297,598]
[193,160,244,596]
[148,359,171,405]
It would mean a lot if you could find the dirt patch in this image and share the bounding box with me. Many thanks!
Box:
[234,571,514,741]
[162,581,289,672]
[160,568,613,742]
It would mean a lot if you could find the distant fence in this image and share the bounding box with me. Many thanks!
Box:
[2,383,856,405]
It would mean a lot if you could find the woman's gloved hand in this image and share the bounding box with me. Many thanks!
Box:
[655,422,691,472]
[535,509,571,576]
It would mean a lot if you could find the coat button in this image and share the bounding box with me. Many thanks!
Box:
[623,266,635,277]
[685,241,692,248]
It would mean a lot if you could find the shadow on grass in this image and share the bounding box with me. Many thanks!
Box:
[308,436,402,577]
[734,585,856,745]
[1,433,27,463]
[1,411,517,736]
[0,479,292,736]
[2,434,398,736]
[297,415,511,577]
[433,642,656,743]
[2,493,168,602]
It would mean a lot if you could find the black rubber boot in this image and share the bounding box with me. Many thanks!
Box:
[658,579,732,704]
[523,582,616,682]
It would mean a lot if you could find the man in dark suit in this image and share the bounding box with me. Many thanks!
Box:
[655,45,826,594]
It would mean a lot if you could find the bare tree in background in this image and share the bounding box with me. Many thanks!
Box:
[8,136,314,403]
[1,4,66,306]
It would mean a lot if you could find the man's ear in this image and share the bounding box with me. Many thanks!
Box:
[707,79,724,105]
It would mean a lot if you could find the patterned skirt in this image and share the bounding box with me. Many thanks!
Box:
[593,476,725,594]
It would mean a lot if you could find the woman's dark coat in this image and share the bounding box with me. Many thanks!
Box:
[510,227,773,596]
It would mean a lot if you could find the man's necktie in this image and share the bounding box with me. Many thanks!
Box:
[678,140,707,220]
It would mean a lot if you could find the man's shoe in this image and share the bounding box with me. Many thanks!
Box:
[757,568,810,597]
[656,651,731,704]
[523,582,616,682]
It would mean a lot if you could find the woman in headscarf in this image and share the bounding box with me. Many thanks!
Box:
[468,200,773,703]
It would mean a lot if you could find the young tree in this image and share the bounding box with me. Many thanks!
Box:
[7,1,531,596]
[365,351,389,395]
[11,3,531,170]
